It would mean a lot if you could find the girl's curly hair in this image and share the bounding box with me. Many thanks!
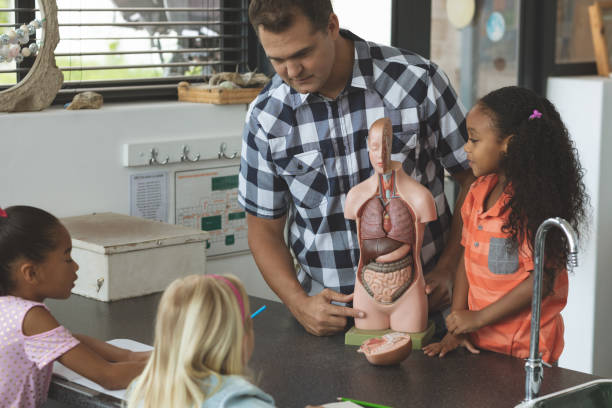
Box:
[478,86,588,288]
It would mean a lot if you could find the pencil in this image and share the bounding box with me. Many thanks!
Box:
[338,397,392,408]
[250,305,266,318]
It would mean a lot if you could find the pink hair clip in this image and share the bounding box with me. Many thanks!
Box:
[529,109,542,120]
[0,207,6,218]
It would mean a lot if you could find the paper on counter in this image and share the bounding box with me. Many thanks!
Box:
[52,338,153,401]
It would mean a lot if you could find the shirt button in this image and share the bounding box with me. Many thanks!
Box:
[474,242,479,247]
[478,225,483,230]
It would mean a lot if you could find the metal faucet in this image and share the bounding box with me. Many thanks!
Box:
[524,217,579,401]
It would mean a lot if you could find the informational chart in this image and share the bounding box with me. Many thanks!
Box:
[175,165,248,257]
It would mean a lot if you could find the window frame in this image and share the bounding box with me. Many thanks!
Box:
[5,0,592,104]
[1,0,251,104]
[391,0,431,59]
[518,0,596,96]
[389,0,597,98]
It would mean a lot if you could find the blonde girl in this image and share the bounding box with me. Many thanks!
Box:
[126,274,275,408]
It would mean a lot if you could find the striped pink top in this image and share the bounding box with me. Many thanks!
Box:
[0,296,79,408]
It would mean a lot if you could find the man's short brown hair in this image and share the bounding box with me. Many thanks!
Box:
[249,0,333,34]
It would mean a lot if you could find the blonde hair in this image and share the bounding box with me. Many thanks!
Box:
[125,274,252,408]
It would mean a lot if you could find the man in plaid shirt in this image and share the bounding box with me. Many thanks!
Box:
[239,0,475,336]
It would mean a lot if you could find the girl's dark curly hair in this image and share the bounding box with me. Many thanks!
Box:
[478,86,588,289]
[0,206,61,296]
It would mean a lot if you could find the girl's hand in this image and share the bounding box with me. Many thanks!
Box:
[128,350,151,362]
[423,332,479,357]
[445,309,483,335]
[423,332,462,357]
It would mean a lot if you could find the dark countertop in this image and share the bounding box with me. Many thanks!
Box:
[46,293,598,408]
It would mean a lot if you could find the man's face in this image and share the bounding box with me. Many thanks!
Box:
[257,12,337,94]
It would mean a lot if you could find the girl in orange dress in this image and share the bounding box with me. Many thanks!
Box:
[423,86,588,364]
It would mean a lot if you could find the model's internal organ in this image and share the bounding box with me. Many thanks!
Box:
[358,196,416,303]
[358,332,412,365]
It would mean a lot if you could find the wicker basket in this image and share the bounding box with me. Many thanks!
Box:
[177,81,262,104]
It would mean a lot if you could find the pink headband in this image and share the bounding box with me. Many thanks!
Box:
[209,274,245,323]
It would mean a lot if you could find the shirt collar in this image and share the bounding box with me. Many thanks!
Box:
[289,29,371,109]
[477,174,512,218]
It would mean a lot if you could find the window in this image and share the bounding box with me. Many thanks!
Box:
[555,0,594,65]
[0,0,249,103]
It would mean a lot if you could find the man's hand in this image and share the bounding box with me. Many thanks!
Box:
[424,264,453,312]
[446,309,483,335]
[422,332,479,358]
[288,289,365,336]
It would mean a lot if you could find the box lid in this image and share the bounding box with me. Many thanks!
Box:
[60,213,210,255]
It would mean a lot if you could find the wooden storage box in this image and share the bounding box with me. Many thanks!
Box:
[61,213,209,302]
[178,82,262,104]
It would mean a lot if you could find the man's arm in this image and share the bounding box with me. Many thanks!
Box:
[425,168,475,311]
[247,214,363,336]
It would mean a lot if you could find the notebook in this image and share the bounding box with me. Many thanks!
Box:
[52,338,152,401]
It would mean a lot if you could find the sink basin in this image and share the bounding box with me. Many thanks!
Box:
[515,379,612,407]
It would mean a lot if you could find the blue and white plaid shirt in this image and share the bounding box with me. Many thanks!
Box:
[238,30,469,296]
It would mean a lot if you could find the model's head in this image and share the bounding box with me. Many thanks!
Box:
[368,118,393,174]
[0,206,78,300]
[249,0,338,94]
[126,274,253,408]
[469,86,588,283]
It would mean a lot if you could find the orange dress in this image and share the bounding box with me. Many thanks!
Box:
[461,174,568,363]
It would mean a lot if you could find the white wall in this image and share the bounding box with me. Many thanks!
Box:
[332,0,391,45]
[0,101,278,302]
[548,76,612,377]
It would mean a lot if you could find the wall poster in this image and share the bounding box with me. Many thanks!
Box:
[175,165,248,257]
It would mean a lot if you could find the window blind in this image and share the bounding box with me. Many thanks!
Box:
[0,0,249,103]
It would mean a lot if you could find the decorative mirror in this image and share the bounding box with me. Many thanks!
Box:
[0,0,61,112]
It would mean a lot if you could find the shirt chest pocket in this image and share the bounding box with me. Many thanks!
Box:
[390,131,418,164]
[276,151,329,209]
[488,237,519,275]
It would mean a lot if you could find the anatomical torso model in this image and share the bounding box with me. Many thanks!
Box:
[345,117,437,335]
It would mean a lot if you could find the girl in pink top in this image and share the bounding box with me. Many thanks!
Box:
[0,206,150,408]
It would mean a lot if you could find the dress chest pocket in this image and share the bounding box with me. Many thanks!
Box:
[275,151,328,209]
[487,237,520,275]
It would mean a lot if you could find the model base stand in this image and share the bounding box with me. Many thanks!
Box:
[345,320,435,350]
